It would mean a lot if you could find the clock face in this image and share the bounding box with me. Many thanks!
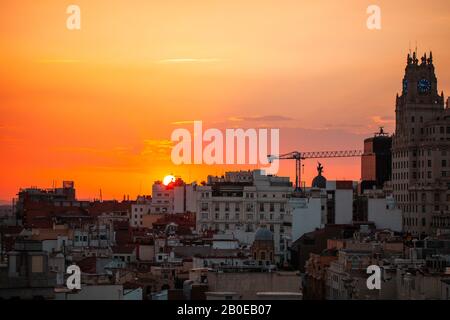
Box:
[417,78,431,94]
[403,79,408,93]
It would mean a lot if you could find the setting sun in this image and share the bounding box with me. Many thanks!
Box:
[163,175,176,186]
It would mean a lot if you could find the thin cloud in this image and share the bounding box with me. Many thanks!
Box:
[171,120,198,125]
[156,58,222,64]
[140,139,173,159]
[371,115,394,125]
[37,59,81,64]
[228,115,294,122]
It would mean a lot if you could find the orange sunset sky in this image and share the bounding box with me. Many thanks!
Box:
[1,0,450,202]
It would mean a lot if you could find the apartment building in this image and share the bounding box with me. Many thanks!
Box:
[195,170,293,261]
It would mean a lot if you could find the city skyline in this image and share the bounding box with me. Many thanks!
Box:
[1,1,450,304]
[1,0,450,201]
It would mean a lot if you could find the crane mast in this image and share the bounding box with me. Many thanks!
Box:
[268,150,363,191]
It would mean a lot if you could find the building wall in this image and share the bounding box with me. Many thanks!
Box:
[151,183,174,214]
[142,214,164,228]
[291,197,321,242]
[124,288,143,300]
[334,189,353,225]
[441,281,450,300]
[64,285,124,300]
[173,186,185,214]
[206,271,301,300]
[368,197,403,231]
[137,244,154,262]
[397,271,444,300]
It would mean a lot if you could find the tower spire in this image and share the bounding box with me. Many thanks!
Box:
[421,52,427,65]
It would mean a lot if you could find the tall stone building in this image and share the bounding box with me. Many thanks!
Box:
[392,51,450,236]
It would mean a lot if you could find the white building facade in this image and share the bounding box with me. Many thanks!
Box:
[195,170,293,261]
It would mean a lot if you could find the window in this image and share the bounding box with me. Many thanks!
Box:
[260,251,266,261]
[31,256,44,273]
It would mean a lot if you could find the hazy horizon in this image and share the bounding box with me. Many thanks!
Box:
[1,0,450,201]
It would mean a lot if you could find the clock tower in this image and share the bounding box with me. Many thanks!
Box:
[392,51,450,237]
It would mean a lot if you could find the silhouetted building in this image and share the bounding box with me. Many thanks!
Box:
[290,224,358,272]
[361,127,392,192]
[311,163,327,189]
[0,239,56,299]
[16,181,76,226]
[392,51,450,236]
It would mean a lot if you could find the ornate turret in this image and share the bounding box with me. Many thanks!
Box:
[311,162,327,189]
[421,53,427,65]
[428,51,433,64]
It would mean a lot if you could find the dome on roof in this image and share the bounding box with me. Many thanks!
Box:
[254,227,273,241]
[312,175,327,189]
[311,162,327,189]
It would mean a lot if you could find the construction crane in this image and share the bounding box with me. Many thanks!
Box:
[268,150,363,191]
